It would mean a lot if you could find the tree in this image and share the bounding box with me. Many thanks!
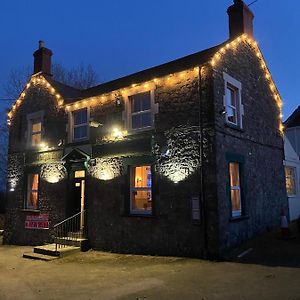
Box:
[3,62,99,99]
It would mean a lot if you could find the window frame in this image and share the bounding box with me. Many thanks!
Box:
[285,165,297,197]
[25,173,40,210]
[26,111,44,148]
[129,165,153,215]
[223,72,244,129]
[229,162,242,218]
[123,87,158,133]
[226,153,246,220]
[68,107,90,143]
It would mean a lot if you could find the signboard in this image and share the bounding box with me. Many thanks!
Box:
[25,214,49,230]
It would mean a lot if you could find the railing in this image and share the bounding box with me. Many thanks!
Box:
[53,210,86,252]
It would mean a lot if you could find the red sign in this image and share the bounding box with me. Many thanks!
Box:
[25,214,49,230]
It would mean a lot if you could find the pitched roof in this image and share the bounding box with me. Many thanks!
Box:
[284,106,300,128]
[44,75,82,102]
[42,42,224,103]
[80,43,224,100]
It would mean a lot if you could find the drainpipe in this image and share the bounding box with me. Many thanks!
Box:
[198,66,208,258]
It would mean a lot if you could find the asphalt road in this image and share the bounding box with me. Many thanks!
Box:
[0,244,300,300]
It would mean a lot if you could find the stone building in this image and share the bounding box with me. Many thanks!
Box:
[4,0,287,258]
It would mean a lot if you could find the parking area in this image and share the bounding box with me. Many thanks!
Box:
[1,227,300,300]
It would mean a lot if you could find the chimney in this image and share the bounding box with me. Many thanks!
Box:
[33,40,53,75]
[227,0,254,39]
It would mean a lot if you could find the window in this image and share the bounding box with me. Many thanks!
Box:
[26,174,39,210]
[285,166,297,197]
[229,162,242,218]
[72,108,89,141]
[130,165,152,214]
[223,72,243,128]
[30,119,42,146]
[123,89,158,132]
[129,92,152,130]
[27,111,44,147]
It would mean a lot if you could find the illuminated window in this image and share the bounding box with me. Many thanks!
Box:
[285,166,297,197]
[229,162,242,218]
[72,108,88,141]
[223,72,243,128]
[26,174,39,210]
[31,119,42,146]
[129,92,152,130]
[75,170,85,178]
[27,111,44,147]
[130,165,152,214]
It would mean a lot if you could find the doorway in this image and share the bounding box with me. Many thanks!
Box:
[70,169,85,230]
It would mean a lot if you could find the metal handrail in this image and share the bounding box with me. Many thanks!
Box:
[53,210,86,253]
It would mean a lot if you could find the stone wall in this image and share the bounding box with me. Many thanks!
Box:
[212,41,287,253]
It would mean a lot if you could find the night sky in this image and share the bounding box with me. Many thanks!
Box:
[0,0,299,119]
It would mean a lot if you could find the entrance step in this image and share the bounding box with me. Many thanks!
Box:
[23,243,80,261]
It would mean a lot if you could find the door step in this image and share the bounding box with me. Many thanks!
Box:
[56,237,88,248]
[23,243,80,261]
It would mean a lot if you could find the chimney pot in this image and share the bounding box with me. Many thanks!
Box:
[227,0,254,39]
[39,40,45,49]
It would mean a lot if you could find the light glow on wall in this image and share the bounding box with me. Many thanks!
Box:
[88,157,123,181]
[156,125,200,183]
[40,163,67,183]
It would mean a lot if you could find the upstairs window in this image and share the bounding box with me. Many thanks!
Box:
[129,92,152,130]
[27,111,44,148]
[229,162,242,218]
[26,173,39,210]
[72,108,89,141]
[31,119,42,146]
[285,166,297,197]
[130,165,152,214]
[223,72,243,128]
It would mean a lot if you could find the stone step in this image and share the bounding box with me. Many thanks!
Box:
[33,243,80,257]
[23,252,59,261]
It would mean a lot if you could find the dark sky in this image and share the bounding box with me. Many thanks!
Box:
[0,0,299,119]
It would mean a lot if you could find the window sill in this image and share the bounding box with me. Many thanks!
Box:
[124,213,155,218]
[229,215,249,223]
[225,123,244,132]
[19,209,41,213]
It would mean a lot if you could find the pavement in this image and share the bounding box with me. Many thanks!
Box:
[0,221,300,299]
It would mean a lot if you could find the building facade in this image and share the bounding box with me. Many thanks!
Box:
[4,0,288,258]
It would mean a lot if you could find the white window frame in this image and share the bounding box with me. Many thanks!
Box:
[229,162,242,218]
[26,111,44,148]
[130,165,152,215]
[68,107,90,143]
[123,86,158,133]
[284,165,297,197]
[223,72,244,129]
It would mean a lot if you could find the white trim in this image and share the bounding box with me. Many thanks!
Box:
[68,107,90,143]
[26,111,45,148]
[223,72,243,129]
[122,86,158,133]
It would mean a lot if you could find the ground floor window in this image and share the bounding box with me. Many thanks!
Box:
[229,162,242,218]
[285,166,297,197]
[26,173,39,210]
[130,165,152,214]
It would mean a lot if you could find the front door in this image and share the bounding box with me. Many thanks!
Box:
[70,169,85,229]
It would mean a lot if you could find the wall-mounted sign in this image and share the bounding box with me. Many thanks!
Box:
[25,214,49,230]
